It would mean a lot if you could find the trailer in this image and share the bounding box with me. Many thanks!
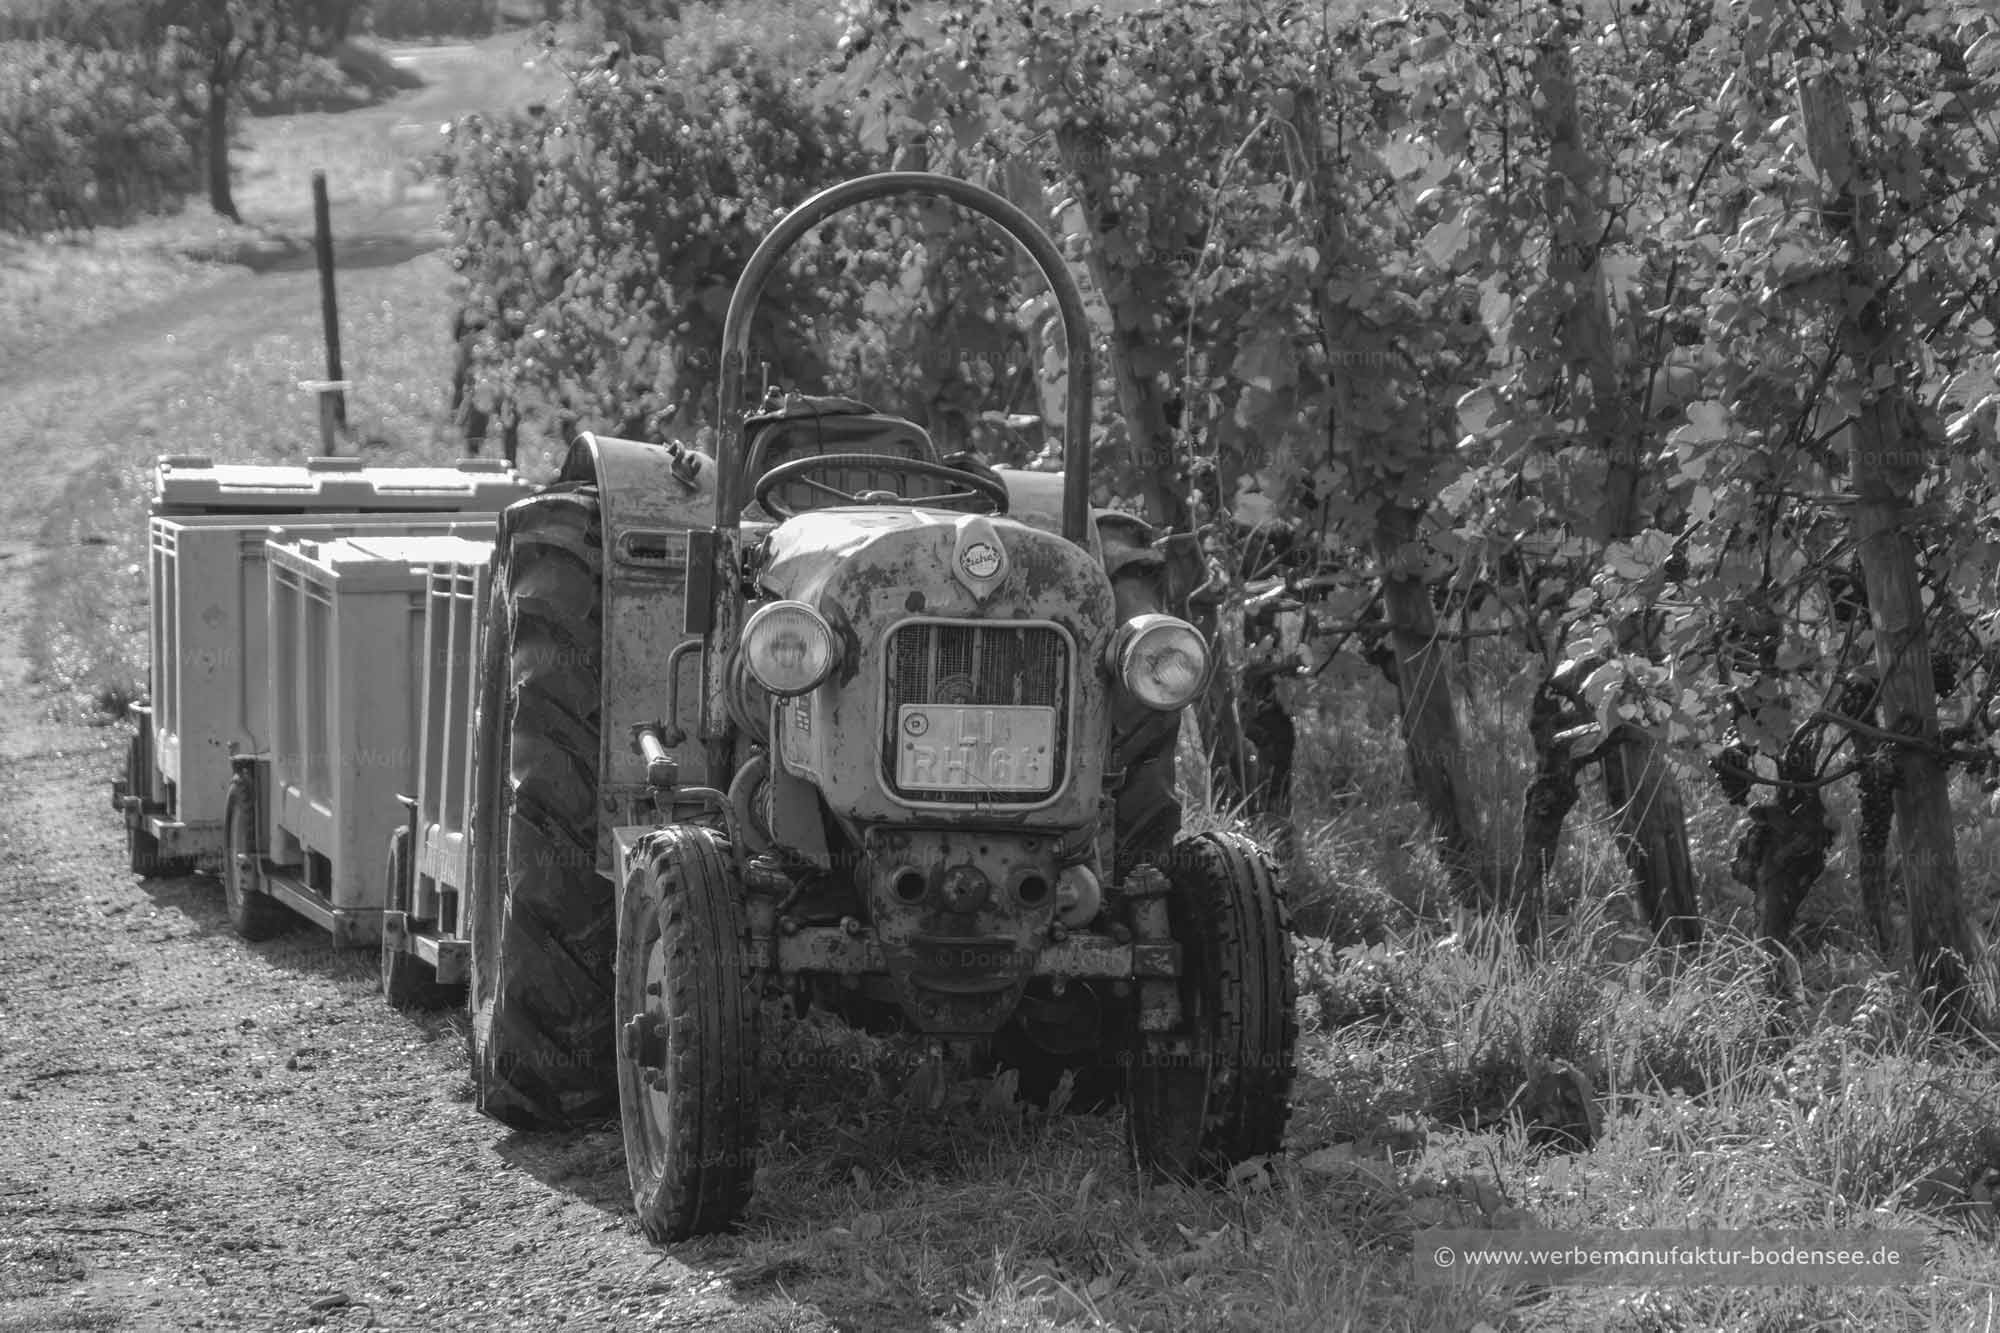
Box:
[115,172,1298,1242]
[112,457,529,989]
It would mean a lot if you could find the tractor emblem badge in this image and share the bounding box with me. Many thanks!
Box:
[951,516,1008,601]
[961,542,1001,579]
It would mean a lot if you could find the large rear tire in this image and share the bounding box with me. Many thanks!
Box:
[616,825,762,1242]
[382,826,461,1011]
[466,488,618,1130]
[1126,830,1297,1180]
[222,774,293,942]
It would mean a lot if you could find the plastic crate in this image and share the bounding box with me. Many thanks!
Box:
[264,534,496,914]
[143,513,499,853]
[410,557,492,936]
[152,454,535,517]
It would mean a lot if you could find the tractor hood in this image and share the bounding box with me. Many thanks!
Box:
[752,508,1118,826]
[755,508,1115,631]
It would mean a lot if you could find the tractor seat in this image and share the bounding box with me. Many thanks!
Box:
[743,394,956,517]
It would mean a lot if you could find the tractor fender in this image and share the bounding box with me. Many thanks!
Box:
[991,467,1104,560]
[1094,508,1185,870]
[1095,510,1168,616]
[558,435,719,873]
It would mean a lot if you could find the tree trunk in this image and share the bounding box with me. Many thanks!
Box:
[1799,73,1984,1031]
[1601,725,1702,942]
[1853,730,1898,954]
[1376,503,1494,908]
[1515,671,1584,927]
[1052,128,1263,812]
[1052,127,1186,533]
[1730,724,1833,985]
[1532,37,1700,944]
[205,43,240,223]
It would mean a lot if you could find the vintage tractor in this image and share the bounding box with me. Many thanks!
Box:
[464,173,1297,1241]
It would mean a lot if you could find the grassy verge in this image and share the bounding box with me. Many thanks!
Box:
[0,222,247,373]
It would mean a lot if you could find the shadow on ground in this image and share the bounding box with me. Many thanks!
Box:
[209,231,450,275]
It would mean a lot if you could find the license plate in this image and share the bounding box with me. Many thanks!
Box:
[896,704,1055,792]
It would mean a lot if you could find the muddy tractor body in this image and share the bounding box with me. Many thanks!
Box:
[466,174,1298,1240]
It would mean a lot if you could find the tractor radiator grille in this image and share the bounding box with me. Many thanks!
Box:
[883,622,1069,803]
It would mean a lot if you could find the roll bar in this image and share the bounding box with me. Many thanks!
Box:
[713,172,1096,548]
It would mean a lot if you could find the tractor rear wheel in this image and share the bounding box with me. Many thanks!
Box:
[466,487,617,1130]
[616,825,762,1242]
[382,826,460,1011]
[1126,830,1297,1180]
[222,774,292,942]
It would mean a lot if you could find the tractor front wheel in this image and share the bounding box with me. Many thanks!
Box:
[1126,830,1297,1180]
[222,774,292,942]
[382,826,460,1011]
[615,825,762,1243]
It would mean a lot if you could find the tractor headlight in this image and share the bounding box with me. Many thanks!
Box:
[741,600,838,697]
[1112,614,1209,710]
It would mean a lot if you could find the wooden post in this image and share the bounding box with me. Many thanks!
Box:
[313,171,347,451]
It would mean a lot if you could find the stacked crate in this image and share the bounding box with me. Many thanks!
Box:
[127,455,532,868]
[152,454,530,517]
[264,534,495,918]
[145,514,498,844]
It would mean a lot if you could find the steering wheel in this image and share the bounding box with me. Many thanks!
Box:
[753,452,1011,519]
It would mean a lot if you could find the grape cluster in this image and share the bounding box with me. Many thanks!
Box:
[1710,736,1755,806]
[1827,567,1868,625]
[1932,650,1958,699]
[1856,748,1897,860]
[1835,676,1877,722]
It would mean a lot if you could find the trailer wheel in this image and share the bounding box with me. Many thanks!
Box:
[616,825,761,1242]
[222,774,292,942]
[382,826,460,1011]
[1126,830,1297,1180]
[466,488,617,1130]
[124,734,192,878]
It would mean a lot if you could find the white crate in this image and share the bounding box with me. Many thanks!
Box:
[153,455,534,516]
[144,514,498,847]
[264,534,495,913]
